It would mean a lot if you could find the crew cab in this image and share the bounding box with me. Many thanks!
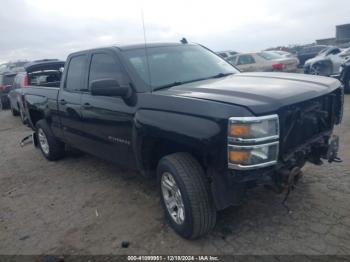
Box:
[22,43,343,239]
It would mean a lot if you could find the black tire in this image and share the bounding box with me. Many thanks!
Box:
[35,120,65,161]
[0,96,9,110]
[157,152,216,239]
[11,105,19,116]
[0,95,7,110]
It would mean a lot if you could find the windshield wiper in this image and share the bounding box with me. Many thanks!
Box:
[153,73,234,91]
[211,72,234,78]
[154,81,184,91]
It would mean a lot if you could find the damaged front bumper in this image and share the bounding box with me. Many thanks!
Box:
[211,133,341,210]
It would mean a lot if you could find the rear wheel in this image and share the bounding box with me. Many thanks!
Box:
[11,104,19,116]
[310,64,321,75]
[157,152,216,239]
[36,120,65,161]
[0,96,9,110]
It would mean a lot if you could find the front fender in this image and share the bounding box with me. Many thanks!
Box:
[133,109,226,171]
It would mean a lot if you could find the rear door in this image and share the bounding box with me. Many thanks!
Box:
[57,54,90,149]
[80,51,136,168]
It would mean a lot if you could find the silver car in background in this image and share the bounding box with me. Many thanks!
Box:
[227,51,299,72]
[304,46,350,76]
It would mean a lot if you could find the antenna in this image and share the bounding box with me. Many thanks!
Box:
[141,8,152,93]
[180,37,188,44]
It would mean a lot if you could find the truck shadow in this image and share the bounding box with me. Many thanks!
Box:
[212,178,311,240]
[56,152,313,241]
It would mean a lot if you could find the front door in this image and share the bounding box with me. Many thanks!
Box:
[81,51,136,168]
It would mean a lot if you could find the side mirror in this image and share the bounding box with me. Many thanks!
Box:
[90,78,131,97]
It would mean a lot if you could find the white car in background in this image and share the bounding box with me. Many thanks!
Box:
[227,51,299,72]
[304,46,350,76]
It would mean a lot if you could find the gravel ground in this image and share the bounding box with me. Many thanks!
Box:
[0,96,349,255]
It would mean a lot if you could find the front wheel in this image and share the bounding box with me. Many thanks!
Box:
[157,153,216,239]
[36,120,65,161]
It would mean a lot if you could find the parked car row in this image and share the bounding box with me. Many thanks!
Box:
[0,41,346,240]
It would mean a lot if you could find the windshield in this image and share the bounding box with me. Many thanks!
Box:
[122,45,238,90]
[258,51,282,60]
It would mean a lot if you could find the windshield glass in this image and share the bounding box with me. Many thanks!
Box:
[258,51,282,60]
[122,45,238,90]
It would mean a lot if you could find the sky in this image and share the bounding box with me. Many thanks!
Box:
[0,0,350,63]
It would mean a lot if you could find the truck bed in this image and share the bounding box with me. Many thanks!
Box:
[23,85,60,128]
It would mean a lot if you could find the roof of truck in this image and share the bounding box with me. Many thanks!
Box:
[68,43,199,57]
[115,42,193,51]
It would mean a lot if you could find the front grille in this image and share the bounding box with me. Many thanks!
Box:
[278,90,340,157]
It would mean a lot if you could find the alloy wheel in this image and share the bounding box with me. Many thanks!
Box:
[161,172,185,225]
[38,128,50,155]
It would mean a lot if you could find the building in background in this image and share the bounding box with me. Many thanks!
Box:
[316,23,350,47]
[336,23,350,44]
[316,37,336,46]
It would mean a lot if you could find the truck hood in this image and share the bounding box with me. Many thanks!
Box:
[156,72,340,115]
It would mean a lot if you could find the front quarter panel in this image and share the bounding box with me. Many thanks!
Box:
[133,93,254,171]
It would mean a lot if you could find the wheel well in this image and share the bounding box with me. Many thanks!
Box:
[312,60,333,75]
[28,109,44,127]
[140,137,205,175]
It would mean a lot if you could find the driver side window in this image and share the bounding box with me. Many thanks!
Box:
[89,53,127,87]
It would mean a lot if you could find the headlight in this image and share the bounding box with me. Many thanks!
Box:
[339,66,343,73]
[228,114,279,170]
[228,114,279,143]
[228,142,279,170]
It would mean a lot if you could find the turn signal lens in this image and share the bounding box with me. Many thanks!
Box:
[228,115,279,141]
[230,124,250,137]
[229,150,250,164]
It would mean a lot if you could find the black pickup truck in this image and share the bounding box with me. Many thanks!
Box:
[22,43,343,239]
